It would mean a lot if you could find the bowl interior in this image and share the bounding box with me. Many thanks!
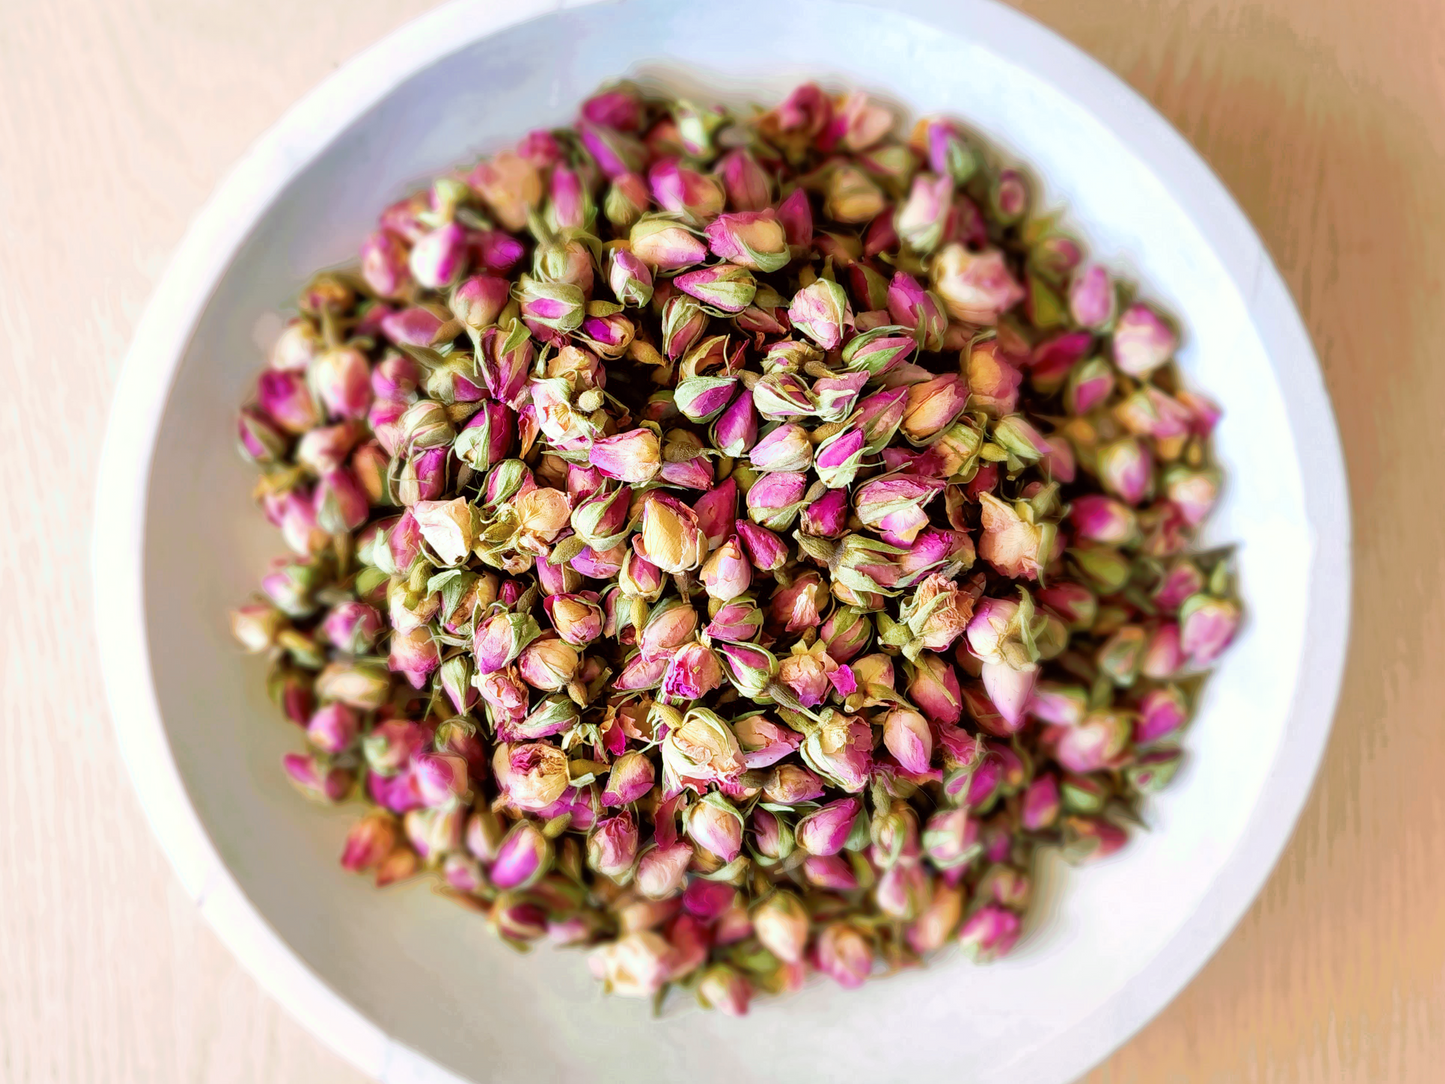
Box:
[135,1,1333,1081]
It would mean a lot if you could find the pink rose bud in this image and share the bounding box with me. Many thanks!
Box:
[883,708,934,773]
[966,339,1023,417]
[306,703,359,755]
[823,164,886,223]
[582,85,643,130]
[841,325,917,379]
[501,742,570,812]
[896,172,954,253]
[981,660,1037,730]
[1068,263,1116,329]
[684,795,744,863]
[237,405,289,464]
[270,320,326,371]
[702,597,761,647]
[907,883,965,954]
[799,715,874,793]
[472,610,541,675]
[818,607,872,665]
[763,764,826,805]
[360,229,412,298]
[601,751,656,808]
[484,820,548,890]
[749,807,792,860]
[258,370,321,434]
[586,426,660,484]
[814,922,873,988]
[413,751,469,807]
[931,244,1024,325]
[854,472,945,545]
[799,487,850,539]
[709,390,759,456]
[379,305,445,348]
[886,271,948,352]
[1179,594,1240,666]
[923,118,976,180]
[635,493,707,574]
[752,891,810,964]
[516,275,584,337]
[922,807,978,869]
[788,278,853,350]
[1141,622,1184,679]
[689,478,737,551]
[1099,437,1153,506]
[730,714,800,770]
[1022,773,1061,831]
[1052,711,1132,774]
[648,158,725,224]
[659,294,707,360]
[1037,582,1097,631]
[704,209,791,272]
[1028,682,1087,727]
[735,520,789,572]
[796,797,861,856]
[804,854,860,891]
[1063,816,1129,862]
[607,249,654,309]
[752,372,817,420]
[467,150,542,231]
[1111,302,1178,377]
[449,274,510,333]
[629,214,708,270]
[1066,356,1117,416]
[749,423,813,474]
[547,165,590,231]
[230,602,286,653]
[958,904,1022,961]
[775,187,814,247]
[901,373,970,444]
[1136,685,1189,744]
[636,841,694,901]
[389,625,440,689]
[340,812,397,873]
[662,641,725,702]
[282,752,352,803]
[602,171,650,228]
[1070,494,1138,545]
[588,812,639,881]
[1165,468,1220,526]
[745,471,809,532]
[807,426,865,490]
[698,536,752,603]
[719,149,772,211]
[408,222,468,290]
[394,446,447,507]
[543,593,604,647]
[674,264,758,314]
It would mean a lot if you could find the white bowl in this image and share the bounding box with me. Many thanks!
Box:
[92,1,1351,1081]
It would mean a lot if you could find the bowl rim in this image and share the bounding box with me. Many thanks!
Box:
[91,1,1352,1081]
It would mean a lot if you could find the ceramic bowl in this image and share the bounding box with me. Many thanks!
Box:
[93,1,1350,1081]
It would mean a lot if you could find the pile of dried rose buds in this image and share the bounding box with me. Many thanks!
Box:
[231,81,1240,1015]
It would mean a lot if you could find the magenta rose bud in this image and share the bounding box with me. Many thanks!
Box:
[703,209,790,272]
[258,370,321,434]
[853,473,945,545]
[489,821,550,890]
[718,149,772,211]
[796,797,861,857]
[321,601,383,655]
[649,158,725,224]
[958,904,1022,961]
[799,487,850,539]
[1068,263,1116,329]
[788,278,853,350]
[601,751,656,807]
[1070,494,1138,544]
[1022,773,1061,830]
[1111,302,1178,377]
[1066,356,1117,416]
[408,221,468,289]
[886,271,948,352]
[710,390,759,457]
[690,478,737,551]
[1179,594,1241,666]
[306,703,359,755]
[746,471,809,532]
[608,249,654,308]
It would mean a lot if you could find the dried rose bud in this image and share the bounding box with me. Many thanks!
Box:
[814,923,873,988]
[305,702,359,755]
[704,210,790,273]
[795,487,847,541]
[660,708,746,796]
[450,273,511,333]
[788,278,853,350]
[1098,437,1153,506]
[977,493,1053,581]
[603,171,650,228]
[896,172,953,253]
[744,471,807,532]
[823,164,886,224]
[800,714,873,793]
[716,640,779,699]
[796,797,861,856]
[661,641,724,702]
[543,593,604,647]
[360,229,411,299]
[883,707,934,773]
[261,557,324,617]
[854,472,944,544]
[600,751,655,808]
[886,271,947,352]
[1135,686,1189,745]
[1139,623,1183,681]
[901,373,970,444]
[931,244,1024,325]
[630,493,704,575]
[231,602,286,653]
[684,793,744,863]
[585,428,659,486]
[587,812,639,882]
[1164,468,1220,527]
[762,765,824,807]
[693,536,748,602]
[747,891,809,965]
[674,264,758,314]
[957,904,1021,961]
[1065,355,1116,417]
[1068,263,1116,329]
[804,854,859,891]
[517,635,582,694]
[282,752,352,803]
[635,842,693,901]
[1179,594,1240,666]
[237,406,289,464]
[409,222,468,289]
[472,610,541,675]
[340,812,397,873]
[257,370,320,434]
[629,214,708,271]
[1070,494,1138,545]
[1111,303,1177,377]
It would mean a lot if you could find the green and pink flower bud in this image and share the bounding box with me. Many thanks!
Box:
[964,338,1023,417]
[896,172,954,253]
[814,923,873,988]
[635,841,694,901]
[378,305,446,348]
[661,641,724,702]
[634,492,707,574]
[516,275,585,337]
[1070,494,1138,545]
[472,610,541,675]
[587,812,639,882]
[389,625,440,689]
[804,854,859,891]
[710,391,758,456]
[601,751,656,808]
[883,708,933,773]
[932,244,1024,325]
[341,812,397,873]
[1111,302,1177,377]
[745,471,809,532]
[684,793,744,863]
[800,714,874,792]
[660,293,707,360]
[1051,710,1132,773]
[1099,437,1153,505]
[409,222,468,290]
[1179,594,1240,666]
[305,702,358,755]
[674,263,757,314]
[1135,685,1189,744]
[360,229,411,298]
[763,764,825,806]
[923,807,979,869]
[901,373,970,444]
[630,214,708,271]
[752,891,810,964]
[811,427,867,488]
[735,520,789,573]
[697,536,751,602]
[603,171,650,228]
[258,370,321,434]
[906,652,962,724]
[841,324,917,378]
[543,593,604,647]
[774,187,813,248]
[283,753,352,803]
[746,423,812,474]
[957,904,1021,961]
[607,248,654,308]
[1022,773,1061,831]
[1066,355,1116,416]
[649,159,725,225]
[413,751,470,807]
[230,602,287,653]
[716,641,779,699]
[854,472,944,544]
[751,371,817,419]
[704,597,763,645]
[1165,468,1221,527]
[1141,622,1184,679]
[886,272,947,351]
[796,798,861,856]
[795,487,847,540]
[1068,263,1115,329]
[788,278,853,350]
[261,556,324,617]
[237,406,290,464]
[719,149,772,211]
[702,209,790,273]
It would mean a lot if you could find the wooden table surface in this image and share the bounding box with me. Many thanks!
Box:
[4,0,1440,1080]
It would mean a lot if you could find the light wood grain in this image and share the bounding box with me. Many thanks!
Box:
[2,0,1439,1081]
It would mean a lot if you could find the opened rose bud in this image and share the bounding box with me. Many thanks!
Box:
[1111,302,1178,377]
[854,472,944,544]
[931,244,1024,325]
